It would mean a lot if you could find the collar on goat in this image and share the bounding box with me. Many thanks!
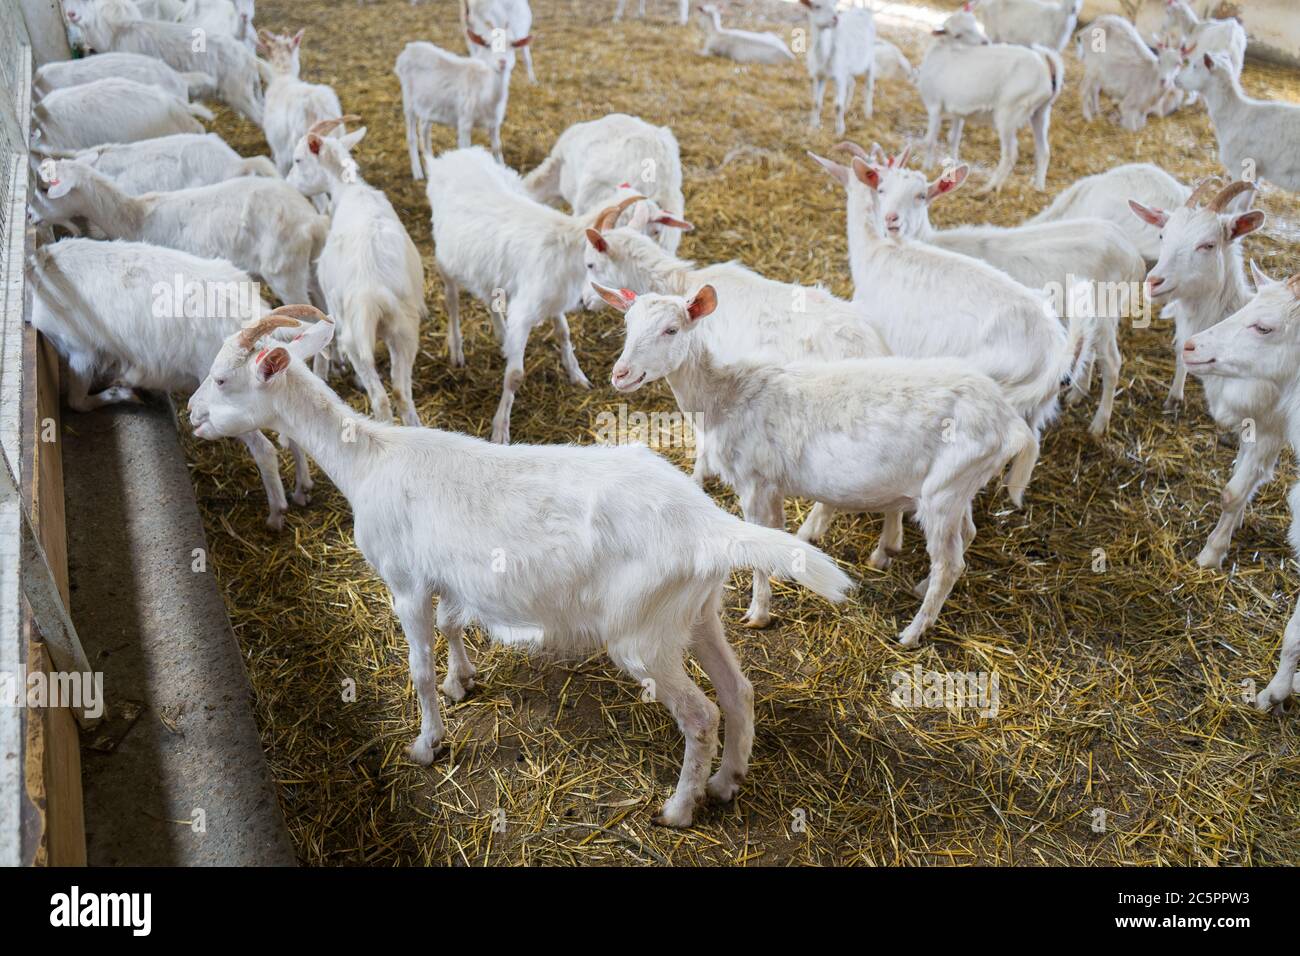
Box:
[594,194,647,232]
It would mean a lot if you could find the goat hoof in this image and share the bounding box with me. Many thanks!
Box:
[407,737,446,766]
[1195,547,1224,570]
[1256,685,1289,713]
[867,550,892,571]
[740,610,771,629]
[440,675,474,702]
[707,772,743,803]
[266,511,285,532]
[897,629,922,648]
[292,490,311,507]
[652,801,694,828]
[1163,397,1182,414]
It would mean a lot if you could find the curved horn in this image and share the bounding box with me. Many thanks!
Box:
[306,114,361,138]
[595,193,647,232]
[238,316,301,351]
[1184,176,1223,209]
[1207,179,1255,213]
[1287,275,1300,299]
[834,141,872,163]
[269,304,332,323]
[895,143,913,169]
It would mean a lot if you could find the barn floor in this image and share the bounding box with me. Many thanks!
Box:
[186,0,1300,864]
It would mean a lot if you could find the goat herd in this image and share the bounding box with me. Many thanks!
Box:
[19,0,1300,828]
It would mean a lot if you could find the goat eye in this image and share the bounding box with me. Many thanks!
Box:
[1197,243,1215,252]
[215,378,226,387]
[663,327,677,336]
[1253,325,1272,335]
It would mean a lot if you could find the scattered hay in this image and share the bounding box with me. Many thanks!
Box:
[183,0,1300,865]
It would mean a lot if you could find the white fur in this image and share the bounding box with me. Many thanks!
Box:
[39,157,325,312]
[918,9,1062,192]
[32,134,277,196]
[1130,181,1269,567]
[62,0,265,124]
[286,126,427,426]
[695,5,794,65]
[464,0,535,83]
[1077,16,1183,131]
[613,0,689,25]
[256,30,346,177]
[1182,277,1300,711]
[974,0,1081,52]
[26,237,308,528]
[1030,163,1190,263]
[396,40,514,172]
[801,0,877,136]
[1176,53,1300,192]
[187,313,851,826]
[33,50,213,101]
[1163,1,1247,79]
[34,77,211,152]
[522,113,687,258]
[606,287,1034,647]
[873,40,916,84]
[872,154,1146,435]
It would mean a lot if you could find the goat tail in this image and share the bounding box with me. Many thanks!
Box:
[520,152,562,201]
[708,518,855,605]
[186,100,215,122]
[236,155,279,178]
[1002,418,1040,509]
[1034,45,1065,99]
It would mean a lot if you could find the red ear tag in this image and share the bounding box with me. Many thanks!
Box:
[619,182,631,189]
[255,348,268,363]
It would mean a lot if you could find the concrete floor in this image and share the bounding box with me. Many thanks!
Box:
[63,395,295,866]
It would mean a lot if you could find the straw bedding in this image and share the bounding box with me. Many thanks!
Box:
[181,0,1300,864]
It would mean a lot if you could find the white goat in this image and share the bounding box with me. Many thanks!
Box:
[1076,16,1183,131]
[464,0,535,83]
[1163,0,1247,80]
[424,147,641,444]
[860,143,1146,436]
[601,284,1036,647]
[256,29,345,177]
[582,214,889,626]
[62,0,265,124]
[613,0,689,25]
[1176,53,1300,192]
[38,156,326,311]
[1030,162,1190,263]
[396,36,520,172]
[30,133,276,196]
[34,77,211,153]
[287,119,427,426]
[26,238,312,529]
[1181,274,1300,711]
[972,0,1081,51]
[522,113,689,257]
[187,306,852,827]
[918,9,1062,191]
[800,0,876,135]
[695,5,794,65]
[1131,180,1271,569]
[33,51,213,101]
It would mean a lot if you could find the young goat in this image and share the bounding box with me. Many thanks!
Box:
[187,306,852,827]
[287,119,427,426]
[800,0,877,135]
[396,34,521,172]
[695,5,794,65]
[523,113,689,257]
[1076,15,1182,132]
[37,157,326,312]
[1130,179,1270,568]
[582,212,889,626]
[1182,275,1300,711]
[1176,53,1300,192]
[1030,162,1190,264]
[972,0,1081,51]
[34,77,211,153]
[1163,0,1247,80]
[464,0,535,83]
[30,134,277,197]
[63,0,266,124]
[257,29,346,177]
[27,238,311,528]
[613,0,689,25]
[918,8,1062,191]
[33,50,213,101]
[600,284,1035,647]
[858,142,1146,435]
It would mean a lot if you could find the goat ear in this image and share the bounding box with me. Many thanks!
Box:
[254,346,291,384]
[686,285,717,322]
[585,228,608,253]
[1203,52,1214,69]
[339,127,367,151]
[653,213,693,231]
[1249,260,1278,288]
[511,34,532,47]
[291,28,304,47]
[286,318,334,361]
[928,164,969,201]
[1228,210,1265,242]
[589,282,633,312]
[1128,199,1168,227]
[46,176,72,199]
[850,157,881,191]
[306,132,323,155]
[807,151,850,188]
